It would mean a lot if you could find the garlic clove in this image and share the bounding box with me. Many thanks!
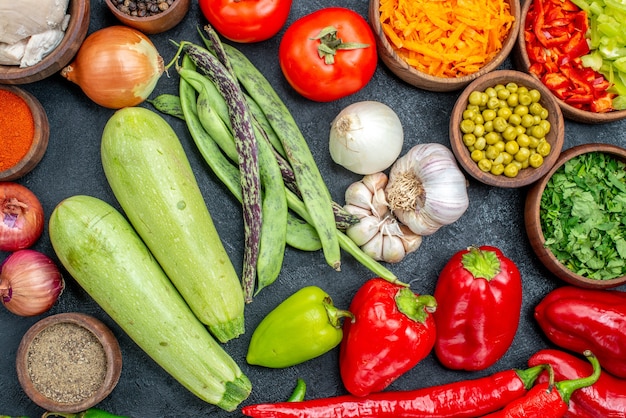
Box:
[398,224,423,254]
[361,233,384,261]
[343,204,372,220]
[344,181,375,211]
[346,216,381,247]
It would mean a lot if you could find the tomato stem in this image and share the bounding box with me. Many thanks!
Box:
[312,26,370,64]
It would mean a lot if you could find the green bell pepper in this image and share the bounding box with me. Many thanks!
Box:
[246,286,353,368]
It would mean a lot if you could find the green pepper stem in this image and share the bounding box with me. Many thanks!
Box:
[396,288,437,322]
[461,246,501,280]
[286,378,307,402]
[556,350,601,405]
[515,364,550,389]
[324,297,354,328]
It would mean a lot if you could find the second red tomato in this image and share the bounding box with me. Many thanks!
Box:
[279,7,378,102]
[199,0,292,43]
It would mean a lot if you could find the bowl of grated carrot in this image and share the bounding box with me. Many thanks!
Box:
[368,0,521,92]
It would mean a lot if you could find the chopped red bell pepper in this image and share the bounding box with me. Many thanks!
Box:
[525,0,615,112]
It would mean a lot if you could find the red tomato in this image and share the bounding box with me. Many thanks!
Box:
[199,0,292,43]
[279,7,377,102]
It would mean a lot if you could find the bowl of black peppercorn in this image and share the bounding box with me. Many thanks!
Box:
[105,0,190,34]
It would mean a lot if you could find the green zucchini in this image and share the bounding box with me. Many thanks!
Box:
[48,195,251,411]
[100,107,244,342]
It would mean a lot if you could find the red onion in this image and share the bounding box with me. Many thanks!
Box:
[1,182,45,252]
[0,249,64,316]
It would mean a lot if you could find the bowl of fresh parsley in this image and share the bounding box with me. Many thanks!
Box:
[525,143,626,289]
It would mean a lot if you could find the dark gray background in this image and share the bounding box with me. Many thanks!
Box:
[2,0,625,416]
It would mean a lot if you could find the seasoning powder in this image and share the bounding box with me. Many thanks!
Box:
[0,90,35,171]
[26,322,107,404]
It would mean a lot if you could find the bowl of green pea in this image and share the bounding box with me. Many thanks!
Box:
[449,69,565,188]
[525,143,626,289]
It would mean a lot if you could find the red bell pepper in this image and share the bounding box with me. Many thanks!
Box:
[525,0,615,113]
[242,364,547,417]
[534,286,626,379]
[339,278,437,397]
[433,245,522,371]
[528,349,626,417]
[482,351,601,418]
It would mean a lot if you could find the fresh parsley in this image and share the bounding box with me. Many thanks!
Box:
[540,151,626,280]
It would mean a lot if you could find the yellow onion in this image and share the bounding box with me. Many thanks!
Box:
[61,26,164,109]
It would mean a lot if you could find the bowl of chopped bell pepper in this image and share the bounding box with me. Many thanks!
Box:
[513,0,626,123]
[525,143,626,289]
[368,0,521,92]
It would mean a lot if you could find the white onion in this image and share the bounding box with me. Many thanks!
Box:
[329,101,404,175]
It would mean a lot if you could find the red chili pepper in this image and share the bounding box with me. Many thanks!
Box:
[481,351,601,418]
[534,286,626,379]
[339,278,437,397]
[528,349,626,417]
[241,365,547,417]
[433,245,522,371]
[525,0,614,113]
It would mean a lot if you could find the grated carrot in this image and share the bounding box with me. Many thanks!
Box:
[380,0,515,78]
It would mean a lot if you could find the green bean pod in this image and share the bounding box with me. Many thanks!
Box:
[181,42,262,302]
[147,94,185,120]
[220,42,341,272]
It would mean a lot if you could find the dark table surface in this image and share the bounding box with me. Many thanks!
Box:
[2,0,626,416]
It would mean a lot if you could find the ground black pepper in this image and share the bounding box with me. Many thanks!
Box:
[110,0,176,17]
[26,322,107,404]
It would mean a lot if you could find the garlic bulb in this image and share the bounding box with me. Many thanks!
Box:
[386,143,469,236]
[344,172,422,263]
[329,101,404,175]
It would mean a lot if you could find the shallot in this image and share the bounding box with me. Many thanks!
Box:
[0,182,44,252]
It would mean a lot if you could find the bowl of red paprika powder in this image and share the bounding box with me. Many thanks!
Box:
[0,85,50,181]
[513,0,626,123]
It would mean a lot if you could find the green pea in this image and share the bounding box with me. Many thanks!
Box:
[485,145,500,160]
[529,153,544,168]
[485,131,501,145]
[504,163,519,178]
[493,152,505,165]
[487,97,500,109]
[515,147,531,162]
[529,89,542,103]
[507,93,520,108]
[491,163,505,176]
[478,158,493,172]
[528,135,540,149]
[473,124,486,137]
[539,108,549,120]
[505,140,519,155]
[497,88,511,100]
[515,125,526,137]
[501,151,514,165]
[463,109,477,120]
[505,82,519,93]
[482,108,497,122]
[474,136,486,150]
[463,133,477,147]
[517,133,531,148]
[483,120,494,132]
[514,105,529,117]
[468,90,485,106]
[521,113,535,128]
[493,116,508,133]
[530,125,546,139]
[502,125,518,141]
[539,119,551,134]
[485,87,498,97]
[471,149,485,162]
[537,140,551,157]
[460,119,475,133]
[529,102,544,116]
[508,113,522,126]
[473,114,485,125]
[497,106,513,120]
[494,141,506,153]
[519,93,533,106]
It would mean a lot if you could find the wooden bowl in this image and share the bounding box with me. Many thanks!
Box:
[525,143,626,288]
[512,0,626,123]
[0,86,49,181]
[105,0,190,34]
[368,0,521,92]
[449,70,564,188]
[0,0,90,85]
[16,312,123,413]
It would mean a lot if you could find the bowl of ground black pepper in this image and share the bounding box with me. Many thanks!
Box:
[16,312,123,413]
[0,85,50,181]
[105,0,191,34]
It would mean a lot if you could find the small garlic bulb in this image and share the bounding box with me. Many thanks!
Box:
[386,143,469,236]
[344,172,422,263]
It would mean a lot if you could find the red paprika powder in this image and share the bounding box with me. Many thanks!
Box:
[0,89,35,172]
